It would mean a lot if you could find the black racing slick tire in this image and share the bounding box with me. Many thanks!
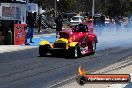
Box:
[91,40,96,55]
[39,45,50,57]
[67,45,81,59]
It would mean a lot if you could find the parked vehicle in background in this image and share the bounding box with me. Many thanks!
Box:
[105,18,110,27]
[63,12,77,21]
[70,16,84,28]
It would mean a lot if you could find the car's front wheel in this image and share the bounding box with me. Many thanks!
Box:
[39,45,50,57]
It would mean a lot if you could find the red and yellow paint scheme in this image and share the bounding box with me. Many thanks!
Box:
[39,23,98,58]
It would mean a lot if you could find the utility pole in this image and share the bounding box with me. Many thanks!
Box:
[82,0,84,15]
[92,0,95,24]
[55,0,59,17]
[55,0,57,17]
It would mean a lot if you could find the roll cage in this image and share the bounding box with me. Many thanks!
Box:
[72,24,88,32]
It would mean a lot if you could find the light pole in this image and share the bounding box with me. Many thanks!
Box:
[92,0,95,24]
[82,0,84,15]
[55,0,57,17]
[55,0,59,17]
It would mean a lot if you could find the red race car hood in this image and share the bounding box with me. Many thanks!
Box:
[59,29,89,43]
[72,32,88,42]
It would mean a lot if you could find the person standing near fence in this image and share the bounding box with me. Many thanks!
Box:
[25,11,35,45]
[100,14,105,30]
[55,14,63,38]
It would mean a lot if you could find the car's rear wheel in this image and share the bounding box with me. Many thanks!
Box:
[39,45,50,57]
[67,45,81,59]
[91,40,96,54]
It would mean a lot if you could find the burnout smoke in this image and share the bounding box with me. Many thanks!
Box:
[94,25,132,50]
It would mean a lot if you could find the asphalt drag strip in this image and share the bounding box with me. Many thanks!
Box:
[0,43,132,88]
[49,45,132,88]
[0,46,38,63]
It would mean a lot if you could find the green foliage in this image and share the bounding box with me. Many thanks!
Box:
[106,0,131,17]
[37,0,131,16]
[59,0,77,12]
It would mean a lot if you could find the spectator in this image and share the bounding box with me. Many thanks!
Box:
[109,17,115,31]
[25,11,35,45]
[114,16,121,31]
[55,14,63,38]
[100,15,105,30]
[97,17,102,36]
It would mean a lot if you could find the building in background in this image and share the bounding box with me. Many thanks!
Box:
[0,0,38,45]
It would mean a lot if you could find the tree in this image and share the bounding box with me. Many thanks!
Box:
[58,0,77,12]
[106,0,130,17]
[37,0,131,17]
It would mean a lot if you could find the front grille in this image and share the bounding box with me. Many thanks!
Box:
[54,43,66,48]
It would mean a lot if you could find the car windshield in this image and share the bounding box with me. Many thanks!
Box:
[63,19,69,24]
[72,17,79,21]
[72,24,88,32]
